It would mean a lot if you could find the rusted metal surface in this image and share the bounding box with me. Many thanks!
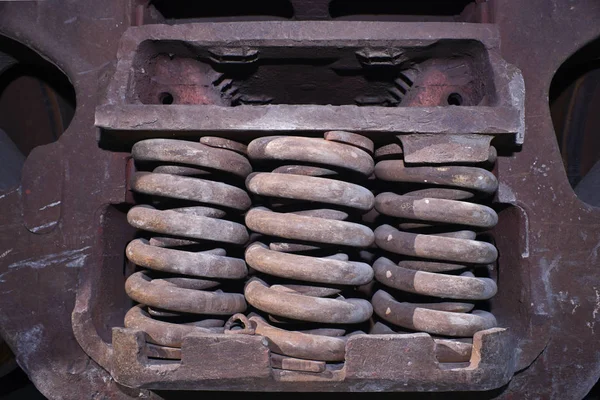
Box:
[369,321,475,363]
[120,137,252,367]
[270,353,327,373]
[372,290,498,337]
[375,160,499,194]
[399,133,494,164]
[95,21,524,145]
[249,315,347,362]
[375,193,498,227]
[109,325,514,391]
[110,128,510,389]
[242,133,376,362]
[343,329,514,391]
[132,138,252,178]
[124,305,222,348]
[246,173,374,210]
[248,136,375,175]
[371,146,500,339]
[373,257,497,300]
[0,0,598,399]
[126,239,246,278]
[375,225,498,264]
[245,278,373,325]
[125,270,246,315]
[246,243,373,285]
[246,207,374,247]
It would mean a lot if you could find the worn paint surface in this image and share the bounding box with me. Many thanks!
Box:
[0,0,598,398]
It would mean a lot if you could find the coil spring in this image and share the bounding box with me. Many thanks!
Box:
[371,144,499,339]
[123,137,252,353]
[242,132,376,362]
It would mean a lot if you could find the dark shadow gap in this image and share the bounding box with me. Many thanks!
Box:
[549,36,600,206]
[150,0,294,20]
[0,34,76,193]
[329,0,474,18]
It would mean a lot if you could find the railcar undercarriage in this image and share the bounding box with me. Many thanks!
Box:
[0,1,599,399]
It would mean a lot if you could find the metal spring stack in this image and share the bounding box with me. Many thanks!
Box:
[370,142,499,362]
[123,138,252,358]
[121,134,503,366]
[241,132,375,369]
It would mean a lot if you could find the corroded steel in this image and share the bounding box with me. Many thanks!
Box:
[0,1,598,398]
[121,138,252,359]
[372,144,501,338]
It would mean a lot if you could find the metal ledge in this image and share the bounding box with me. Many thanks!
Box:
[96,104,520,135]
[111,328,515,391]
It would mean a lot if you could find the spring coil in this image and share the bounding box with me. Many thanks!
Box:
[371,145,499,338]
[123,137,252,352]
[242,132,376,362]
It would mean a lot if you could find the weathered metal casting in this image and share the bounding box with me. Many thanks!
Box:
[95,22,524,148]
[96,35,518,389]
[49,19,527,393]
[106,130,513,390]
[0,0,599,399]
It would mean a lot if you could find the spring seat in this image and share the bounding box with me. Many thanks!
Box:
[371,148,499,339]
[123,138,252,355]
[242,133,376,363]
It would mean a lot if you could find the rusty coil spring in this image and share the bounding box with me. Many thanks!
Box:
[242,132,376,363]
[123,137,252,354]
[371,144,499,341]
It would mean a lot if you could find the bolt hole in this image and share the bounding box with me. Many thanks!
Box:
[447,92,463,106]
[159,92,174,105]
